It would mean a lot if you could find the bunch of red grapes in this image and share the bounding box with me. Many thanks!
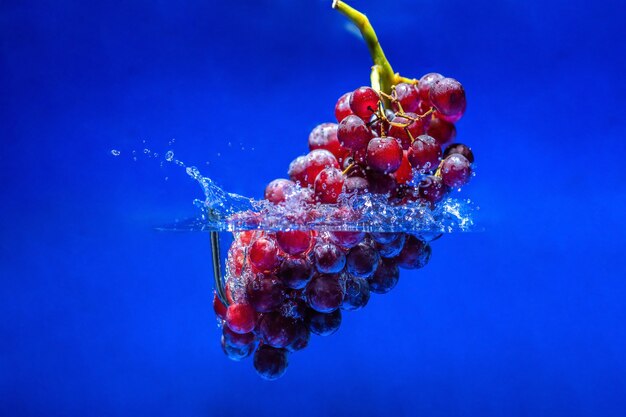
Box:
[212,73,474,380]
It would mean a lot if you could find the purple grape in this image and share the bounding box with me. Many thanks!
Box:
[313,242,346,273]
[258,312,298,348]
[304,274,345,313]
[368,258,399,294]
[308,309,342,336]
[278,257,313,290]
[246,275,286,313]
[396,236,431,269]
[341,275,370,311]
[253,346,289,380]
[346,242,380,278]
[375,233,406,258]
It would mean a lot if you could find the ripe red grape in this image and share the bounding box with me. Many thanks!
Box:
[259,312,298,348]
[430,77,466,118]
[366,137,403,174]
[440,154,472,187]
[350,86,380,120]
[343,176,369,195]
[278,257,313,290]
[443,143,474,164]
[313,242,346,274]
[396,235,431,269]
[368,258,399,294]
[392,82,420,112]
[392,150,413,184]
[288,150,340,187]
[225,303,257,334]
[337,115,373,152]
[417,72,444,102]
[253,345,288,380]
[264,179,295,204]
[426,116,456,145]
[308,309,342,336]
[417,175,449,204]
[249,236,280,272]
[335,92,353,123]
[276,230,311,256]
[304,274,345,313]
[314,167,345,204]
[346,242,380,278]
[408,134,442,172]
[308,123,350,162]
[213,293,227,320]
[246,275,286,313]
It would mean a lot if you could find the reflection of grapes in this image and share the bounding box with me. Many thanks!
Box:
[212,2,476,380]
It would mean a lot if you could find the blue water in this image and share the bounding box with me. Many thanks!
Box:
[2,0,626,416]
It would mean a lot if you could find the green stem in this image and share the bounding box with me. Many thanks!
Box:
[332,0,396,105]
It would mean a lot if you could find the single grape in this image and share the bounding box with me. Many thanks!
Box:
[221,335,255,361]
[213,293,227,320]
[223,326,257,347]
[392,82,420,113]
[346,242,380,278]
[329,231,366,249]
[341,275,370,311]
[313,242,346,274]
[308,123,350,162]
[247,275,286,313]
[278,257,313,290]
[265,178,295,204]
[417,72,444,102]
[304,274,345,313]
[407,134,442,172]
[308,309,342,336]
[253,345,289,380]
[368,258,399,294]
[417,175,449,204]
[443,143,474,164]
[249,236,280,272]
[258,312,298,348]
[288,149,339,187]
[392,150,413,184]
[388,113,426,149]
[337,115,373,152]
[375,233,406,258]
[395,235,431,269]
[343,176,369,195]
[226,303,257,334]
[314,167,345,204]
[350,86,380,120]
[440,154,472,187]
[426,116,456,145]
[430,77,466,118]
[276,230,311,256]
[335,92,354,123]
[287,321,310,352]
[366,137,403,174]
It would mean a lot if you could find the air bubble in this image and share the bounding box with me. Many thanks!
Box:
[165,150,174,161]
[111,149,120,156]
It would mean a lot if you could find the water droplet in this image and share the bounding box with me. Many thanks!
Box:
[111,149,120,156]
[165,150,174,161]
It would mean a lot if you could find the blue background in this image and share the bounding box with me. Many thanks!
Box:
[2,0,626,416]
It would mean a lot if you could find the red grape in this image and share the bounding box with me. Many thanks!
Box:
[246,275,285,313]
[417,72,444,102]
[350,86,380,120]
[226,303,257,334]
[304,274,345,313]
[430,77,466,118]
[249,236,280,272]
[365,170,397,195]
[259,312,298,348]
[335,92,353,123]
[343,176,369,195]
[408,134,442,172]
[440,154,472,187]
[213,293,227,320]
[392,150,413,184]
[313,242,346,273]
[346,242,380,278]
[392,82,420,112]
[288,150,339,187]
[253,345,288,380]
[388,113,426,149]
[417,175,449,204]
[276,230,311,256]
[337,115,373,152]
[314,167,345,204]
[366,137,403,174]
[264,178,295,204]
[278,257,313,290]
[396,235,431,269]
